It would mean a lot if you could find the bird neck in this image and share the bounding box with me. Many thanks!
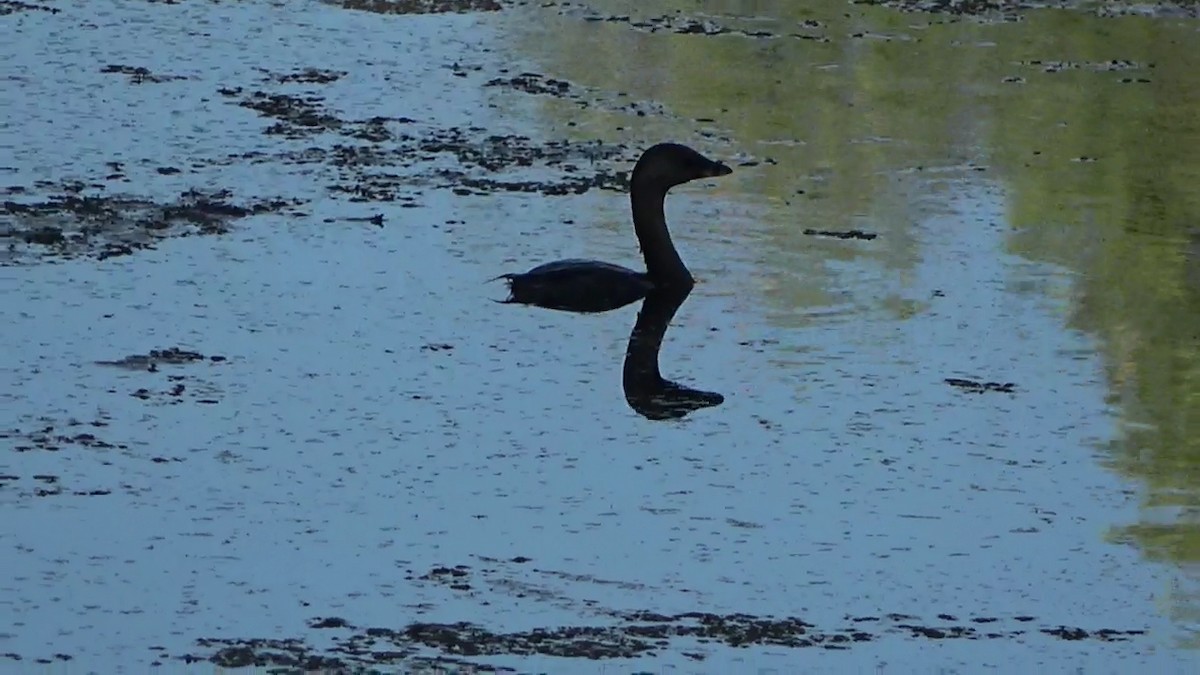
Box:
[631,181,693,285]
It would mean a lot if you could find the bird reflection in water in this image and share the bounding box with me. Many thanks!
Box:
[495,280,724,420]
[622,284,724,420]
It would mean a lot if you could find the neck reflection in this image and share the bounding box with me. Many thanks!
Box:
[622,284,724,420]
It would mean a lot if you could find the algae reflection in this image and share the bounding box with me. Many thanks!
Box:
[497,283,724,420]
[504,0,1200,596]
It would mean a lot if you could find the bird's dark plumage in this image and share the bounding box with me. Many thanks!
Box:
[494,260,652,314]
[496,142,732,313]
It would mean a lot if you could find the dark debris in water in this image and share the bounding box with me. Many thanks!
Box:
[4,416,124,454]
[11,472,115,498]
[212,72,638,200]
[1016,59,1155,81]
[1094,1,1200,17]
[309,617,352,629]
[0,1,60,15]
[313,131,632,200]
[416,131,625,174]
[438,168,629,197]
[850,0,1048,18]
[484,69,668,117]
[181,610,1147,670]
[220,88,345,138]
[4,414,182,499]
[849,0,1199,19]
[945,377,1016,394]
[1,186,303,264]
[328,0,503,14]
[100,64,187,84]
[1,413,136,497]
[1021,58,1147,73]
[421,343,455,353]
[804,228,878,241]
[486,72,574,97]
[265,67,347,85]
[209,58,694,201]
[334,213,387,227]
[198,638,346,670]
[96,347,224,370]
[129,377,223,406]
[93,348,226,405]
[417,564,474,591]
[554,3,830,42]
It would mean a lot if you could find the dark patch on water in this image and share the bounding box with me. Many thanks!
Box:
[179,610,1146,670]
[549,2,831,41]
[0,187,303,264]
[23,473,113,498]
[419,564,474,590]
[220,88,345,138]
[190,638,346,670]
[804,228,878,240]
[738,338,780,349]
[0,1,59,15]
[1014,58,1155,83]
[850,0,1059,19]
[328,0,503,14]
[486,72,575,97]
[1018,59,1151,73]
[328,213,387,227]
[4,419,125,454]
[310,617,352,629]
[94,348,226,404]
[96,347,225,370]
[211,74,637,200]
[485,69,668,117]
[945,377,1016,394]
[343,130,631,198]
[99,64,187,84]
[265,67,347,85]
[126,376,223,406]
[420,343,455,353]
[225,129,633,200]
[4,415,182,498]
[0,652,71,664]
[1092,1,1200,17]
[849,0,1199,19]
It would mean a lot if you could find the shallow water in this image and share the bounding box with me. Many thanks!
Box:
[2,0,1200,672]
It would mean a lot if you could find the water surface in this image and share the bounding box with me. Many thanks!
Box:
[2,0,1199,671]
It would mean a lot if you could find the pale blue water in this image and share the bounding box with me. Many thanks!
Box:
[1,1,1196,673]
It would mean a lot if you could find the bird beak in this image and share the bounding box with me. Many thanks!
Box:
[703,162,733,178]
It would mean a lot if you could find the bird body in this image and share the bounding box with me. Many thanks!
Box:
[494,260,651,314]
[496,143,732,313]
